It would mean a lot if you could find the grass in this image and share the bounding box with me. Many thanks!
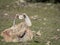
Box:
[0,0,60,45]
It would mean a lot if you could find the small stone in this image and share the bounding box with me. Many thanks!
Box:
[34,15,38,18]
[6,5,9,7]
[46,41,50,45]
[43,23,46,25]
[4,13,8,16]
[20,0,25,3]
[30,15,38,20]
[36,30,41,36]
[57,29,60,31]
[44,18,47,21]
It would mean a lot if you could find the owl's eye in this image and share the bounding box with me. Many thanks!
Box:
[23,15,26,18]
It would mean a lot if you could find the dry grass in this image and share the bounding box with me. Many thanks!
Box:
[0,0,60,45]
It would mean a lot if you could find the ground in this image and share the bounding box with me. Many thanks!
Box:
[0,0,60,45]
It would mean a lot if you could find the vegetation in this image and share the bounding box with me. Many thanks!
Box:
[0,0,60,45]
